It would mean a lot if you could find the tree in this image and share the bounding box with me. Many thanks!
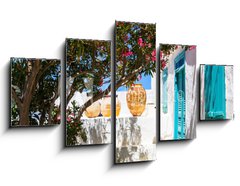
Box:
[11,58,61,126]
[66,39,111,145]
[115,21,156,87]
[66,21,156,145]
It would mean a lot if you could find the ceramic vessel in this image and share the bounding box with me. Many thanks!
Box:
[101,95,121,117]
[126,84,146,116]
[84,101,101,118]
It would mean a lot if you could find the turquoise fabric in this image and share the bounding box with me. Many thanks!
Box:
[174,51,186,140]
[204,65,226,120]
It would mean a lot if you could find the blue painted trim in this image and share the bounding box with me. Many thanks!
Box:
[174,50,186,140]
[162,68,168,113]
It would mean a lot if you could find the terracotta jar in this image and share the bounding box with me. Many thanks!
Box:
[126,84,146,116]
[116,96,121,117]
[101,95,121,117]
[84,100,101,118]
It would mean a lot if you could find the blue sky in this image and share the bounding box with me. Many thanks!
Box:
[117,74,151,91]
[96,74,152,92]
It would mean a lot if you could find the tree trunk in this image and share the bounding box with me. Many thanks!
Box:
[19,105,30,126]
[19,60,41,126]
[40,110,46,126]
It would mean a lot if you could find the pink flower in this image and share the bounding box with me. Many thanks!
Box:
[67,117,71,122]
[122,50,133,57]
[138,38,144,47]
[160,51,163,59]
[57,115,61,121]
[151,50,156,61]
[161,60,166,69]
[127,51,133,56]
[148,43,152,48]
[189,45,196,50]
[67,113,74,122]
[151,49,156,57]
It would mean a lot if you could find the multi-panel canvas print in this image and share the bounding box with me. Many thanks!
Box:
[160,44,197,140]
[11,58,61,127]
[115,21,156,163]
[200,65,233,120]
[65,39,111,146]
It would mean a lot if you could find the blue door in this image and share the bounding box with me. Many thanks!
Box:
[174,51,186,140]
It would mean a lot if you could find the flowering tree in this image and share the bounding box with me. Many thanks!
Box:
[11,58,60,126]
[115,21,156,87]
[66,21,156,145]
[66,39,111,145]
[160,44,196,70]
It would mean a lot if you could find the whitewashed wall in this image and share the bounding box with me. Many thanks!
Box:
[185,48,197,138]
[161,47,196,139]
[160,47,184,140]
[225,66,234,119]
[200,65,205,120]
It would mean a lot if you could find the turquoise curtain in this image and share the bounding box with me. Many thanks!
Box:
[204,65,226,120]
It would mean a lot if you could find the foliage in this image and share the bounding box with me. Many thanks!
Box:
[11,58,60,125]
[66,39,111,145]
[115,21,156,86]
[66,100,87,146]
[66,39,111,101]
[11,101,19,125]
[65,21,156,145]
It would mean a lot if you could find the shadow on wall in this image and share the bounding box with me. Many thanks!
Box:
[157,138,193,148]
[4,61,11,133]
[197,65,231,131]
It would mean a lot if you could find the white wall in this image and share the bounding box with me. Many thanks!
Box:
[1,0,240,186]
[160,47,184,140]
[225,66,234,119]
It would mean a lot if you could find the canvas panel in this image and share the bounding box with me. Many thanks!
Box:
[65,39,111,146]
[11,58,61,127]
[200,64,234,120]
[115,21,156,163]
[160,44,197,140]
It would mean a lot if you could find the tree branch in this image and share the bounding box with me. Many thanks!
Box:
[121,59,126,78]
[67,85,75,106]
[74,60,147,121]
[76,85,111,120]
[11,87,22,108]
[35,61,56,84]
